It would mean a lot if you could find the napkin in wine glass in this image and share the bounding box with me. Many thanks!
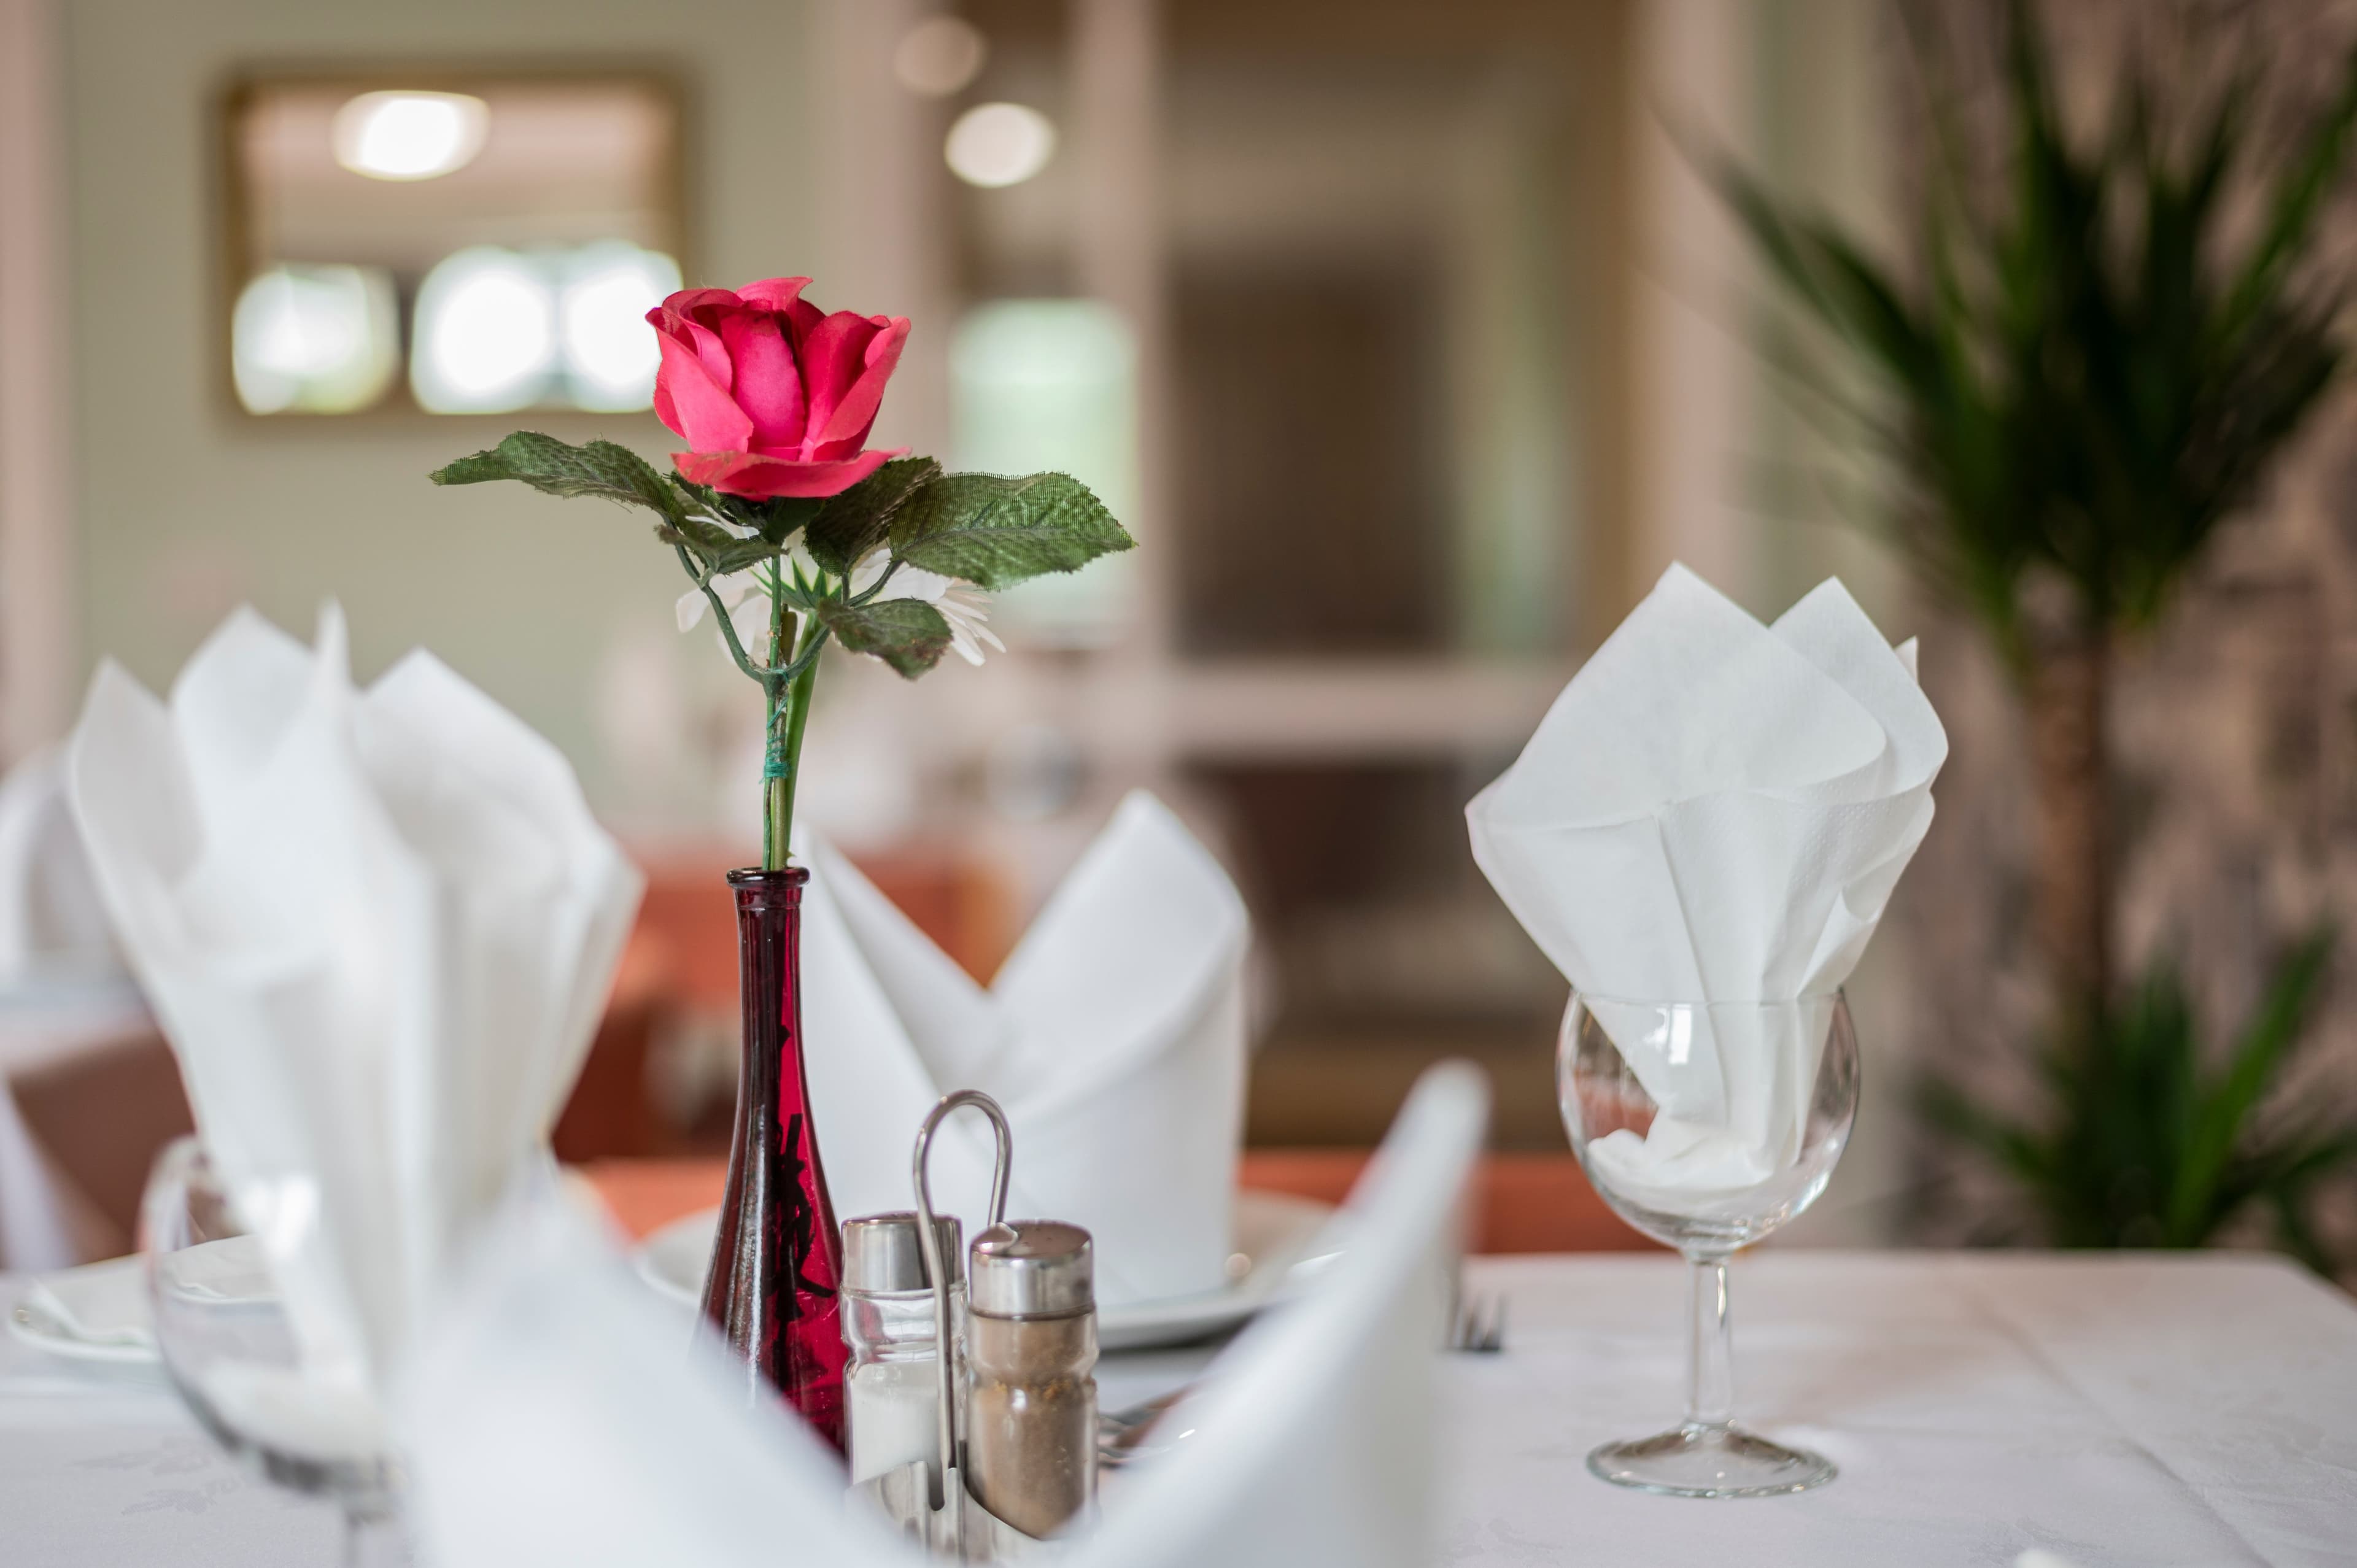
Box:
[65,604,642,1394]
[797,790,1250,1307]
[1466,565,1945,1200]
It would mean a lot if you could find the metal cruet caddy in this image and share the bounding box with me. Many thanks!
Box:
[848,1089,1099,1561]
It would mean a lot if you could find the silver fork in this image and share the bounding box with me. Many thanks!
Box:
[1450,1291,1506,1354]
[1096,1388,1189,1469]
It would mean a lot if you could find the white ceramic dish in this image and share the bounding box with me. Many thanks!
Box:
[634,1190,1339,1351]
[6,1256,157,1365]
[7,1235,298,1368]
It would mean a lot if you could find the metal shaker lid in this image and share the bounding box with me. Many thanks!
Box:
[967,1220,1094,1318]
[842,1211,964,1294]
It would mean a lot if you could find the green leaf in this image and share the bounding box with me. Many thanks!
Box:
[655,517,741,558]
[812,597,952,679]
[805,458,943,577]
[889,472,1132,590]
[1713,0,2357,658]
[2168,927,2336,1238]
[2220,39,2357,340]
[706,537,783,576]
[747,495,825,548]
[432,433,681,521]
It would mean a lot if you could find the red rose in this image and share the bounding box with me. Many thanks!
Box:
[646,277,911,499]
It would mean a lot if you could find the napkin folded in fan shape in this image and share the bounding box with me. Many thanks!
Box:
[65,604,642,1393]
[403,1065,1485,1568]
[1466,565,1945,1199]
[797,790,1249,1308]
[0,747,120,982]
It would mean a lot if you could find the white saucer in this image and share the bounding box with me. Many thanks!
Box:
[633,1190,1339,1351]
[8,1237,286,1369]
[7,1257,157,1365]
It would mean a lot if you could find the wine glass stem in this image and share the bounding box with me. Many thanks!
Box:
[1684,1253,1733,1430]
[343,1506,400,1568]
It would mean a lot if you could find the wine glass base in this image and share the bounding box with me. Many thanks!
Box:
[1587,1423,1836,1498]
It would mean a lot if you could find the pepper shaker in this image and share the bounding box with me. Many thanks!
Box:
[964,1220,1097,1540]
[841,1212,965,1486]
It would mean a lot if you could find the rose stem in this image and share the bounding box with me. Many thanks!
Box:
[761,585,824,872]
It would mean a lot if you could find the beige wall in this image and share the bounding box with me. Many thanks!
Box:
[59,0,821,803]
[1625,0,1897,630]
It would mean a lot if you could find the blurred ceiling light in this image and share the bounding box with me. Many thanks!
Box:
[894,15,988,97]
[945,102,1056,188]
[411,247,557,413]
[560,242,683,411]
[332,91,489,181]
[231,265,398,414]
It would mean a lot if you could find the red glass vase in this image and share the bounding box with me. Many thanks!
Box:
[702,866,848,1449]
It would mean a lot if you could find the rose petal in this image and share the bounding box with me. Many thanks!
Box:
[717,309,807,448]
[812,316,910,455]
[791,311,884,451]
[652,333,753,451]
[644,311,704,438]
[651,299,737,388]
[671,446,907,500]
[660,287,748,316]
[733,277,812,312]
[783,296,827,353]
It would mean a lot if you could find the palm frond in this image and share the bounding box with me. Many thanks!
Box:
[1930,931,2351,1270]
[1714,0,2357,655]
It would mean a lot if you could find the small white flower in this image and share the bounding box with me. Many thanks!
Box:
[675,568,773,655]
[697,509,759,541]
[782,538,821,588]
[675,549,1002,672]
[853,559,1004,666]
[934,587,1004,666]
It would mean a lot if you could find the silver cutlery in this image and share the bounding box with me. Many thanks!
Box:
[1450,1291,1506,1354]
[1096,1388,1190,1469]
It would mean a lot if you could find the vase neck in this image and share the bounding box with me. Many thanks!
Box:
[728,863,809,917]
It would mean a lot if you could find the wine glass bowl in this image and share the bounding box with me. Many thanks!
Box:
[1557,993,1859,1497]
[141,1137,403,1561]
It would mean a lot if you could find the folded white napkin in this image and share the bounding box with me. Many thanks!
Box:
[799,790,1248,1308]
[0,747,120,984]
[1467,565,1944,1199]
[403,1064,1486,1568]
[66,604,642,1396]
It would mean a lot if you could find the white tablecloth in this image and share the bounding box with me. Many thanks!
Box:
[5,1252,2354,1565]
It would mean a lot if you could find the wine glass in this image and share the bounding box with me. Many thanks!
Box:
[1558,993,1859,1497]
[140,1137,406,1565]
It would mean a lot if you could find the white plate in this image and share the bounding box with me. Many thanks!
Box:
[8,1237,288,1369]
[7,1257,157,1365]
[634,1190,1340,1351]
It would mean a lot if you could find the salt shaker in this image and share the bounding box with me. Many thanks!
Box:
[841,1211,964,1486]
[964,1220,1097,1540]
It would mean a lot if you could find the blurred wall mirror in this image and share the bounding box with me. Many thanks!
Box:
[220,71,686,418]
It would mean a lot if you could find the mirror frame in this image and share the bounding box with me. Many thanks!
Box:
[214,61,694,425]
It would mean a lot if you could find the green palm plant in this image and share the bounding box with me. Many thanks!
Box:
[1924,930,2355,1264]
[1712,1,2357,1260]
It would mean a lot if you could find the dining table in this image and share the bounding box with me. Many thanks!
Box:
[4,1240,2353,1566]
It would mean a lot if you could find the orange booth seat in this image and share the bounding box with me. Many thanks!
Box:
[567,843,1654,1256]
[582,1148,1654,1256]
